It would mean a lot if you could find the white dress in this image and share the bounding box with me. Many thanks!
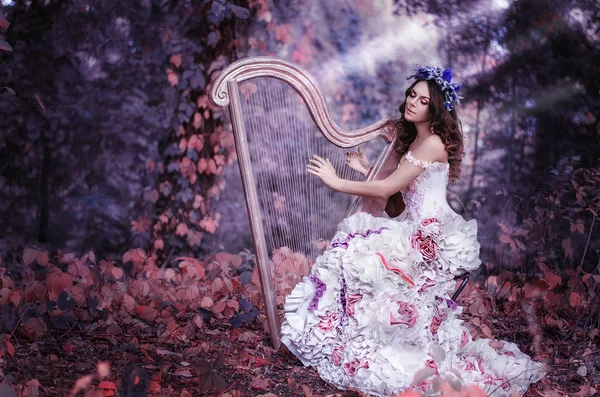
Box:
[280,151,546,396]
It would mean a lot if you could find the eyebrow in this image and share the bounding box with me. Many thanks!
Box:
[410,89,430,100]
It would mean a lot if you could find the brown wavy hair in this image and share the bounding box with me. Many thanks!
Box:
[393,79,465,183]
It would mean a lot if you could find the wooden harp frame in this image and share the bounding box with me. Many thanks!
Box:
[209,56,399,348]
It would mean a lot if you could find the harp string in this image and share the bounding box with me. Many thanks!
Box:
[238,77,382,276]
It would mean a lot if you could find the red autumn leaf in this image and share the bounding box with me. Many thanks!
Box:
[193,112,203,130]
[175,223,189,237]
[187,230,203,247]
[122,294,136,313]
[226,299,239,311]
[514,238,525,251]
[10,288,22,306]
[136,306,158,322]
[197,158,207,173]
[523,280,549,298]
[4,339,15,357]
[200,296,214,309]
[213,300,227,314]
[570,219,585,234]
[498,223,511,235]
[249,377,269,391]
[211,277,224,294]
[230,255,243,267]
[111,267,124,280]
[200,217,218,234]
[98,381,116,390]
[122,249,147,268]
[544,271,562,289]
[499,234,512,244]
[153,239,164,251]
[0,288,9,305]
[23,248,37,266]
[106,325,122,335]
[480,324,493,338]
[173,368,193,378]
[206,159,217,175]
[0,15,10,30]
[196,95,209,110]
[193,314,204,329]
[167,68,179,86]
[170,54,181,68]
[562,238,573,260]
[84,387,104,397]
[569,292,582,308]
[148,381,161,392]
[214,252,230,263]
[36,251,49,266]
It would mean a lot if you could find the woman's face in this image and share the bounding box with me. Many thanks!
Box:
[404,80,431,123]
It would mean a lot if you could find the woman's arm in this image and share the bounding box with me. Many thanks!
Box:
[307,138,446,199]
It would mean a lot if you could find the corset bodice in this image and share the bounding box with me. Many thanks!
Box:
[396,151,455,222]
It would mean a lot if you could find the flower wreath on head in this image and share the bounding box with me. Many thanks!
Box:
[407,65,463,112]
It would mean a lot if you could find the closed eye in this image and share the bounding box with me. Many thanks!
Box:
[410,90,429,105]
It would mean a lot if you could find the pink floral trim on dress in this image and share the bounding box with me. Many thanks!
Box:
[343,358,370,376]
[426,357,440,375]
[418,278,437,293]
[345,293,363,319]
[389,301,418,327]
[332,345,345,366]
[460,330,470,348]
[411,218,443,263]
[430,296,457,334]
[411,379,433,392]
[482,374,511,391]
[317,310,341,333]
[405,151,450,171]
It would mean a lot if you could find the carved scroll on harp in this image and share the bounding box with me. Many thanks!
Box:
[209,56,399,348]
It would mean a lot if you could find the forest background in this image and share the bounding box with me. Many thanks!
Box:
[0,0,599,396]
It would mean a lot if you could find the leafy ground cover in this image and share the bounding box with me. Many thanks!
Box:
[0,247,598,396]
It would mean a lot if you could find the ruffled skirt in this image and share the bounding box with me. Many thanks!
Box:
[280,212,545,396]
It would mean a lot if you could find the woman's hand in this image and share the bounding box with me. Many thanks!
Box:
[307,155,341,190]
[345,148,371,177]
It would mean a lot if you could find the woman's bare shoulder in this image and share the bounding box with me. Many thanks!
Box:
[412,135,447,163]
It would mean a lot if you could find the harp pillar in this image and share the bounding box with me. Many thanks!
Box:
[227,79,282,348]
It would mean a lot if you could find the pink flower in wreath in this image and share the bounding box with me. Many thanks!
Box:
[345,293,362,318]
[317,311,341,333]
[411,230,438,263]
[390,301,418,327]
[343,358,369,376]
[332,345,345,366]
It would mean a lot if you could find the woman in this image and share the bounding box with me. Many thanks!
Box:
[280,66,545,396]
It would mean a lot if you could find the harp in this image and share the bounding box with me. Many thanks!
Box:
[209,57,400,348]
